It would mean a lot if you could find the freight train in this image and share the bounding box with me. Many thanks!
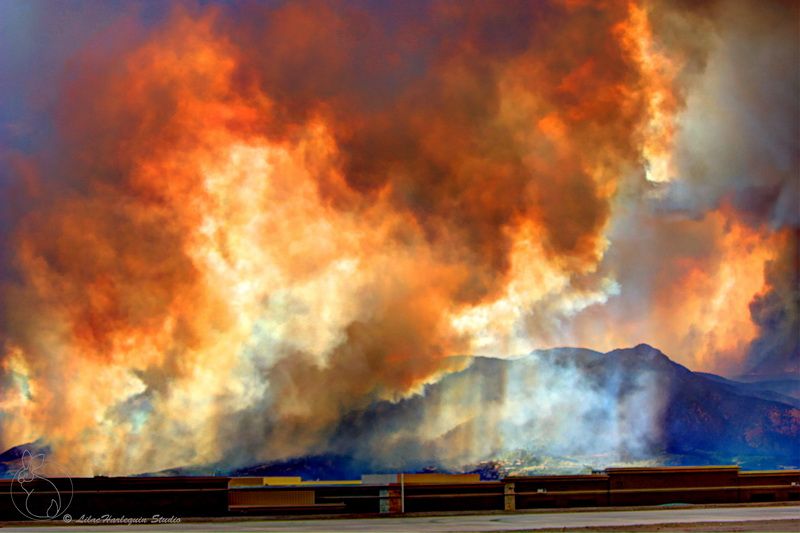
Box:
[0,466,797,520]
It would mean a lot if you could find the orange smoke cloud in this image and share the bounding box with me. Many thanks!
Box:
[0,0,795,474]
[615,0,681,183]
[648,212,779,371]
[563,208,782,374]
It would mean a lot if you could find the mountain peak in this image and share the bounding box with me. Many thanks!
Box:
[632,342,657,352]
[607,343,671,362]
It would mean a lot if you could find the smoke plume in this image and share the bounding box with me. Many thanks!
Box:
[0,0,797,474]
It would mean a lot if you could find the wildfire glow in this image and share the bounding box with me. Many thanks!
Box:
[616,1,682,183]
[0,0,795,475]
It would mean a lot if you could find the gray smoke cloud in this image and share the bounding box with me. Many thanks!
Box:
[659,0,799,375]
[321,346,668,474]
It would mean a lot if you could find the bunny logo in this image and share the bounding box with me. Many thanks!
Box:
[9,450,73,520]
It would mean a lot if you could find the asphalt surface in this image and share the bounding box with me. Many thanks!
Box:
[2,505,798,532]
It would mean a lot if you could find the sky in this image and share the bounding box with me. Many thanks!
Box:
[0,0,797,475]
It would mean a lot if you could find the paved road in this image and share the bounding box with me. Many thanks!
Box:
[6,505,799,532]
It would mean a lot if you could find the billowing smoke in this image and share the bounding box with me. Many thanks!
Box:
[528,0,799,375]
[327,346,667,473]
[0,0,796,474]
[745,233,799,377]
[657,0,799,375]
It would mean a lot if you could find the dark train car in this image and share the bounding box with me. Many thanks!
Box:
[507,474,610,509]
[312,484,385,514]
[738,470,800,503]
[397,481,504,513]
[0,478,76,520]
[0,476,230,520]
[228,483,384,515]
[606,466,740,506]
[75,476,230,517]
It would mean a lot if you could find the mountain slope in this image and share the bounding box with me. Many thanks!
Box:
[321,344,800,474]
[0,440,51,478]
[224,345,800,478]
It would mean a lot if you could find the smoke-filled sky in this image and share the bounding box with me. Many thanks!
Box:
[0,0,797,475]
